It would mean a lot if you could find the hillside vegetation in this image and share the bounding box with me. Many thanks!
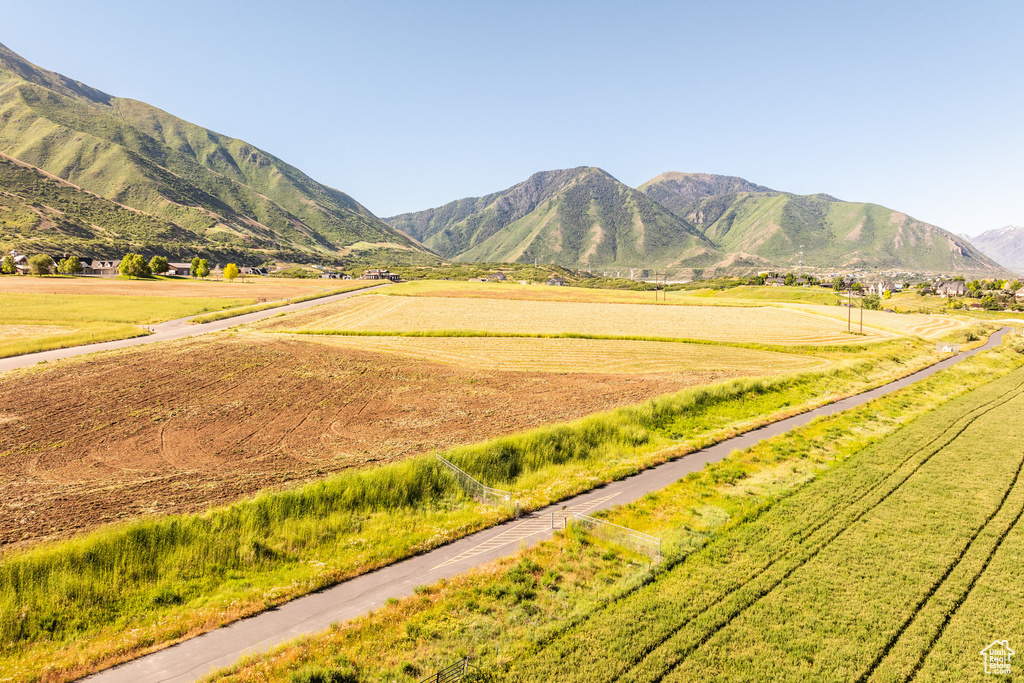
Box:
[639,171,1006,276]
[0,42,422,262]
[388,168,1009,277]
[386,167,719,269]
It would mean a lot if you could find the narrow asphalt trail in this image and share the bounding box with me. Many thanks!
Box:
[0,283,391,374]
[80,328,1009,683]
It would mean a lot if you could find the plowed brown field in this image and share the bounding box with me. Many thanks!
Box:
[0,332,778,547]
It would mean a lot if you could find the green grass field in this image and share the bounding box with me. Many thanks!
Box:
[0,292,251,358]
[201,338,1024,683]
[683,284,845,306]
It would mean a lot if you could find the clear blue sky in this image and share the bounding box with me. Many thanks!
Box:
[4,1,1022,234]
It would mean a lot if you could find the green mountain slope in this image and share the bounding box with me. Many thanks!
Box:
[640,172,1009,276]
[386,167,720,268]
[0,42,421,261]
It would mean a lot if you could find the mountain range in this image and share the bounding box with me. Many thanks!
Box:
[388,169,1009,277]
[963,226,1024,275]
[0,42,1012,277]
[0,42,422,263]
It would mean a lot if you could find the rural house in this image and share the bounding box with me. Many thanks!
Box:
[362,269,401,282]
[167,262,192,276]
[82,259,121,276]
[765,277,786,286]
[546,276,567,286]
[934,280,966,297]
[8,251,29,274]
[488,272,507,282]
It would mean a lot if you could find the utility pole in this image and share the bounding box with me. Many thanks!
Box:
[860,288,864,334]
[848,284,852,332]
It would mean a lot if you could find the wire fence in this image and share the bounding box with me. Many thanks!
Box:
[436,455,515,510]
[935,342,961,353]
[568,512,662,562]
[419,657,469,683]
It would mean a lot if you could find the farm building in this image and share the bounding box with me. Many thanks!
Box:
[167,263,192,276]
[320,272,343,279]
[546,276,567,286]
[488,272,507,282]
[765,277,786,286]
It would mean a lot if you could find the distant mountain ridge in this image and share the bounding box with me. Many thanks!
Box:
[963,226,1024,274]
[386,167,720,269]
[0,42,422,262]
[387,168,1009,276]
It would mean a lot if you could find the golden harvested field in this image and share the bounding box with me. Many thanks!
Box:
[261,294,893,345]
[0,275,348,299]
[783,302,967,338]
[383,280,743,306]
[294,335,828,374]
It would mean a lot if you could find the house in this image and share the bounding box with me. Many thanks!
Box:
[765,277,786,287]
[488,272,507,282]
[9,251,29,274]
[934,280,966,297]
[81,259,121,276]
[320,272,343,279]
[794,277,809,286]
[362,269,401,281]
[867,281,896,296]
[167,262,193,276]
[342,274,352,280]
[240,266,268,277]
[546,276,567,286]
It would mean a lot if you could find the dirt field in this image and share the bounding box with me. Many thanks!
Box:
[259,294,894,345]
[0,332,779,547]
[0,275,348,299]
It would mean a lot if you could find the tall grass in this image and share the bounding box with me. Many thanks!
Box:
[0,323,147,359]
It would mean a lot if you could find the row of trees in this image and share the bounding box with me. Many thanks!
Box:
[2,252,242,280]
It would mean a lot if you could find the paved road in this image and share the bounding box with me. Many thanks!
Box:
[0,283,391,374]
[79,328,1009,683]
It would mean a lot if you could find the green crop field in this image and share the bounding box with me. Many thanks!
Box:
[0,292,252,358]
[201,339,1024,683]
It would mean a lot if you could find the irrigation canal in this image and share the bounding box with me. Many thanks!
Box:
[80,327,1009,683]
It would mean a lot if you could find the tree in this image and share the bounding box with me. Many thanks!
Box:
[119,253,151,279]
[981,295,1002,311]
[149,255,169,275]
[196,258,210,279]
[832,276,845,292]
[223,263,240,282]
[1,255,14,274]
[190,256,201,278]
[784,273,795,286]
[851,282,863,293]
[863,294,882,310]
[882,289,892,300]
[57,255,83,275]
[28,254,54,276]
